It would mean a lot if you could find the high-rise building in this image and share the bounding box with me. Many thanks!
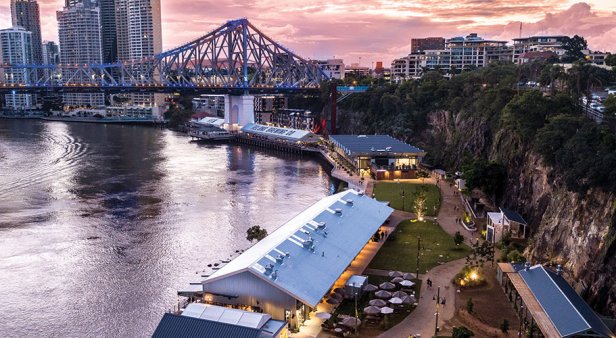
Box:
[10,0,42,65]
[42,41,60,64]
[99,0,117,63]
[410,37,445,54]
[115,0,164,116]
[57,1,104,108]
[0,27,34,110]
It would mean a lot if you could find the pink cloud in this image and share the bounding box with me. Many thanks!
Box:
[0,1,613,66]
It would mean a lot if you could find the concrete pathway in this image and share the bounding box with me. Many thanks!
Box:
[378,258,466,338]
[377,179,474,338]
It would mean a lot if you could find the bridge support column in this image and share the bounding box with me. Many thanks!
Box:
[224,94,255,131]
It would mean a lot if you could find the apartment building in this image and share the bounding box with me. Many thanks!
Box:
[0,27,35,110]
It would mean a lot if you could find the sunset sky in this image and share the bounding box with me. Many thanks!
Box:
[0,0,614,65]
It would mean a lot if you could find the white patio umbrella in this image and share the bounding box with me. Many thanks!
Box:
[380,306,394,314]
[401,295,417,304]
[363,283,378,292]
[399,280,415,287]
[402,272,415,280]
[379,282,396,290]
[389,297,403,305]
[391,277,404,283]
[341,317,361,328]
[363,306,381,315]
[374,290,392,299]
[388,271,403,278]
[392,290,408,298]
[369,299,387,307]
[315,312,332,320]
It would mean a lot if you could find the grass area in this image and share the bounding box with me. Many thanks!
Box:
[332,275,422,331]
[368,220,471,273]
[373,182,441,215]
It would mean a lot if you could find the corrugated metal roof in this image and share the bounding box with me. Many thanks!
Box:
[329,135,425,157]
[241,123,318,142]
[182,303,272,329]
[152,313,261,338]
[204,190,393,307]
[518,265,615,337]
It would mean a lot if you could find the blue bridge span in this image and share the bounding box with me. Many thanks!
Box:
[0,19,327,95]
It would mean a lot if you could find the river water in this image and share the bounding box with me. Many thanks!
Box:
[0,119,333,337]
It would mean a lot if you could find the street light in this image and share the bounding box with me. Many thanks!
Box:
[416,236,421,280]
[434,286,440,336]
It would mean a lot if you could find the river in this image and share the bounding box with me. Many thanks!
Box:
[0,119,334,337]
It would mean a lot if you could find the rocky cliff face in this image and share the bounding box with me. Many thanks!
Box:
[421,109,616,317]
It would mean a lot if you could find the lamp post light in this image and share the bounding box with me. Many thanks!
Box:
[416,236,421,279]
[353,282,358,336]
[434,286,440,336]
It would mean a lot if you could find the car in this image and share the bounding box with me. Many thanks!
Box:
[597,106,606,113]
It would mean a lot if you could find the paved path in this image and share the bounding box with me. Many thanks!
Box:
[378,258,466,338]
[377,178,474,338]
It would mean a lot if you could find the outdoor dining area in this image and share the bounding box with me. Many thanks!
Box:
[319,271,418,336]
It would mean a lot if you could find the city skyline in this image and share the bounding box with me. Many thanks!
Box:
[0,1,614,65]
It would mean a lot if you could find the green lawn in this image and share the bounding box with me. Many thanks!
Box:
[373,182,441,215]
[368,220,471,274]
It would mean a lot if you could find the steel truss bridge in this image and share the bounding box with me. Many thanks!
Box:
[0,19,327,94]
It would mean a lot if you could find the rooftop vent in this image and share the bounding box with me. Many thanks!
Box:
[316,222,326,230]
[264,263,274,275]
[335,208,342,215]
[276,254,285,264]
[303,237,314,248]
[358,135,367,138]
[524,262,531,271]
[346,199,354,205]
[358,191,364,196]
[271,270,278,280]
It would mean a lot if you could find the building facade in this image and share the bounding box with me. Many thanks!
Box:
[42,41,60,64]
[115,0,164,116]
[410,37,445,53]
[512,36,567,64]
[57,1,105,108]
[99,0,117,63]
[314,59,345,80]
[446,33,510,70]
[0,27,35,110]
[10,0,43,65]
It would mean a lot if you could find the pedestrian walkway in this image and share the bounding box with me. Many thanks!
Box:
[377,178,473,337]
[378,258,466,338]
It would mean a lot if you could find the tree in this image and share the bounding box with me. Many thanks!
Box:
[466,241,495,268]
[413,190,427,220]
[605,54,616,67]
[416,171,430,183]
[246,225,268,242]
[561,35,588,62]
[506,250,526,263]
[454,231,465,246]
[453,326,475,338]
[462,159,507,203]
[501,319,510,336]
[466,297,474,314]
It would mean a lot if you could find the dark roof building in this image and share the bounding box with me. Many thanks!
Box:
[329,135,426,180]
[153,313,262,338]
[497,263,615,338]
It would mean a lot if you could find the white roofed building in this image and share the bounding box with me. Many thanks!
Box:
[241,123,321,144]
[199,190,393,330]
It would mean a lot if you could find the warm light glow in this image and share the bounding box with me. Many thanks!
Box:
[469,271,478,281]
